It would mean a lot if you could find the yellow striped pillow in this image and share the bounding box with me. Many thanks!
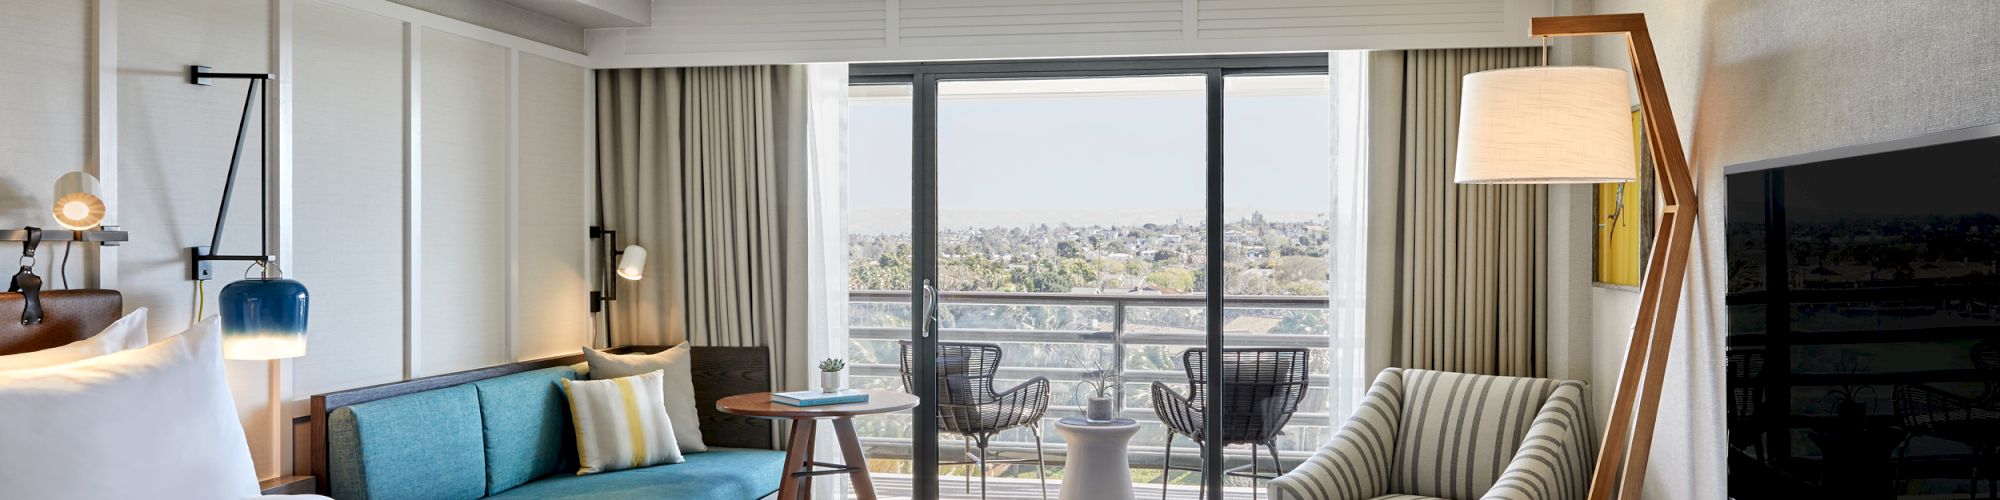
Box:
[560,370,685,474]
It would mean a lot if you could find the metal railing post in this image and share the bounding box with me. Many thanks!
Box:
[1110,300,1128,410]
[842,290,1334,468]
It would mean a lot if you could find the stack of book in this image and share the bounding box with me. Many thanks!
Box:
[771,389,870,407]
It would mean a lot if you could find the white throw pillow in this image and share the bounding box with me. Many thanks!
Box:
[0,316,260,500]
[582,343,706,452]
[0,307,149,371]
[560,370,685,474]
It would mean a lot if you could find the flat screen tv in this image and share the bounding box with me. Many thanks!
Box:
[1726,124,2000,499]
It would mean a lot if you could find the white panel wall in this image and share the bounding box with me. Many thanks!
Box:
[0,1,89,284]
[292,0,407,396]
[0,0,593,479]
[1579,1,2000,499]
[513,53,593,360]
[117,0,278,478]
[418,28,512,376]
[588,0,1550,67]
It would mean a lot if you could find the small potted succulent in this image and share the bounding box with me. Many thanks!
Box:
[818,358,846,393]
[1077,372,1125,423]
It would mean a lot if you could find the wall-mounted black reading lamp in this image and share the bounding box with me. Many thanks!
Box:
[185,65,311,361]
[589,141,645,347]
[588,225,645,347]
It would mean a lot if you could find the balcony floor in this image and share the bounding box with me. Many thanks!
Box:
[853,472,1267,500]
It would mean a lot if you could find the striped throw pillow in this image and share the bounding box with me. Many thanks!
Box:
[560,370,685,474]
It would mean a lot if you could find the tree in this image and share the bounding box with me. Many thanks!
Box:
[1273,255,1329,283]
[1146,269,1195,292]
[1056,240,1079,258]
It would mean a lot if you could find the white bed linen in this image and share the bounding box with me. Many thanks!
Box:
[0,316,261,500]
[0,307,148,370]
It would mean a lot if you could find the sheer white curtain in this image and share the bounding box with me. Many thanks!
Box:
[801,63,850,403]
[1326,51,1372,415]
[802,63,852,500]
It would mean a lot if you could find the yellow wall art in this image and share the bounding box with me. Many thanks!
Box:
[1594,107,1653,286]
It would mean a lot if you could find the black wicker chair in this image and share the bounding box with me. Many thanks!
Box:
[900,341,1052,500]
[1894,340,2000,498]
[1728,349,1767,461]
[1152,347,1310,500]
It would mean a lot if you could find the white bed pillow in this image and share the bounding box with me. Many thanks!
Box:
[0,307,149,371]
[0,316,260,500]
[582,343,706,452]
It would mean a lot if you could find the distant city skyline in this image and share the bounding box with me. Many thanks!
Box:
[847,76,1333,233]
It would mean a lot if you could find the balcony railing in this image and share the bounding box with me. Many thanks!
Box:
[845,290,1335,470]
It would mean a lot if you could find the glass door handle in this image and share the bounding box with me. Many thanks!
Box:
[919,279,937,338]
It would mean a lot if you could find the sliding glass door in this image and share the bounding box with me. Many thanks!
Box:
[931,74,1209,499]
[851,55,1330,500]
[844,81,924,497]
[1215,73,1336,495]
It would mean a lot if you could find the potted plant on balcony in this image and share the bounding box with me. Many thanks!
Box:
[1077,372,1124,423]
[818,358,846,393]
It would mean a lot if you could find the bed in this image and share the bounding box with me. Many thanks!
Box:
[0,289,329,499]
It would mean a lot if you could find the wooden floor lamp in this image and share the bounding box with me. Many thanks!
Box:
[1453,13,1696,500]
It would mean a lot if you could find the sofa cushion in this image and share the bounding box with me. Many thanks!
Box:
[471,366,579,495]
[327,384,487,500]
[483,447,785,500]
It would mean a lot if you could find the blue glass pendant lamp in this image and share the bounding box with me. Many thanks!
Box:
[186,65,310,360]
[218,268,309,360]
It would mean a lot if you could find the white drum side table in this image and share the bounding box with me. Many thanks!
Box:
[1055,416,1140,500]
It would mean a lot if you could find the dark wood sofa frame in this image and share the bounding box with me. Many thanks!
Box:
[307,345,773,495]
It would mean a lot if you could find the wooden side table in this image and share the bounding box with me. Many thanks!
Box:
[718,390,919,500]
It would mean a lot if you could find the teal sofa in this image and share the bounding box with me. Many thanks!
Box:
[313,346,783,500]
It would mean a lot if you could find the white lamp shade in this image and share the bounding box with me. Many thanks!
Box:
[51,171,106,230]
[616,245,646,280]
[1454,66,1637,184]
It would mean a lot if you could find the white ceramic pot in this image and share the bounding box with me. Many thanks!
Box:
[1086,397,1115,422]
[822,371,840,393]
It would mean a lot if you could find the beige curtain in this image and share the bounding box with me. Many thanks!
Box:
[594,66,811,400]
[1391,48,1549,377]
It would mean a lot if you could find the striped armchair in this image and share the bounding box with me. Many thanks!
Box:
[1267,368,1594,500]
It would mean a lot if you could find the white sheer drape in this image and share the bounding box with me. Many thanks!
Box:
[802,63,852,500]
[1325,51,1371,415]
[801,63,850,405]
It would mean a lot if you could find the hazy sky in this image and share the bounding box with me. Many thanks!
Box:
[847,76,1334,230]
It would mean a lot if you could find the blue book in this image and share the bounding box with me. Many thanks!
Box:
[772,389,870,407]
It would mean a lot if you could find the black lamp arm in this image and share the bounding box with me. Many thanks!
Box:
[588,226,624,306]
[189,65,273,85]
[187,65,276,281]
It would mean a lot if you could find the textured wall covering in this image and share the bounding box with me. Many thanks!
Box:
[1583,1,2000,499]
[115,0,279,478]
[0,1,89,284]
[0,0,592,480]
[293,0,408,398]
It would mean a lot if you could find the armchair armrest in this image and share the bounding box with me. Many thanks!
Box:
[1484,381,1592,500]
[1267,369,1403,500]
[991,376,1052,426]
[1151,381,1200,436]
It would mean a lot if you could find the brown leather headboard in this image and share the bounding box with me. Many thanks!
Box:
[0,289,123,356]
